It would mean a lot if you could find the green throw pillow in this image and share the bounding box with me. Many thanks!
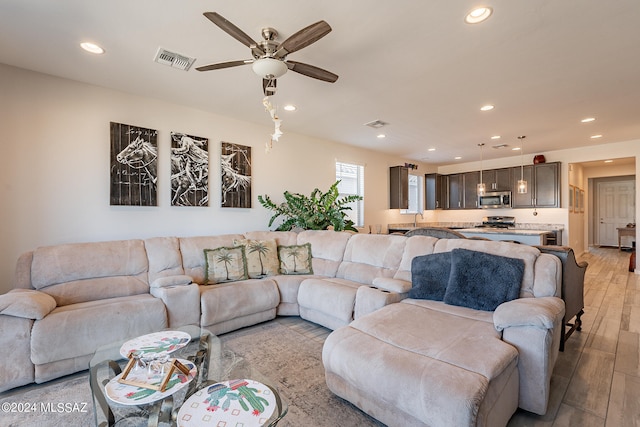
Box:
[278,243,313,275]
[204,246,248,284]
[233,238,279,278]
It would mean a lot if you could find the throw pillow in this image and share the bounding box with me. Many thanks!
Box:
[203,246,248,284]
[278,243,313,275]
[233,238,279,278]
[443,248,524,311]
[408,252,452,301]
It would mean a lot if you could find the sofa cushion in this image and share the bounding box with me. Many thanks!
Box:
[30,294,167,365]
[41,276,150,306]
[337,234,406,285]
[199,279,279,328]
[179,235,245,284]
[409,252,451,301]
[234,238,279,278]
[434,239,540,298]
[204,246,248,284]
[278,243,313,275]
[323,302,519,426]
[243,231,298,246]
[296,230,352,276]
[443,248,524,312]
[393,235,438,282]
[30,240,148,290]
[145,237,184,283]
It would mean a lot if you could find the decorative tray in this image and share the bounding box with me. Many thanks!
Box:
[119,330,191,358]
[176,379,277,426]
[105,359,197,406]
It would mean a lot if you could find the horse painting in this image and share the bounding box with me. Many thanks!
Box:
[220,143,251,208]
[116,136,158,189]
[110,122,158,206]
[170,133,209,206]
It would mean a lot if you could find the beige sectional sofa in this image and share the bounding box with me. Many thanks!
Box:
[0,230,564,427]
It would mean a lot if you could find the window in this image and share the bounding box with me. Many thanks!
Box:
[335,161,364,227]
[402,173,424,214]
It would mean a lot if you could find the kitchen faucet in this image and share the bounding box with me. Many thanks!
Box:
[413,212,424,227]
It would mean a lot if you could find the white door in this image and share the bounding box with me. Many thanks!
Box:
[597,180,635,246]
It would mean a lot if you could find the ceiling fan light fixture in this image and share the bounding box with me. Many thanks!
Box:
[252,58,288,79]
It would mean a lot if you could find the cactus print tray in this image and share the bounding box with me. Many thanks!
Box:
[177,379,277,426]
[119,331,191,358]
[105,359,197,405]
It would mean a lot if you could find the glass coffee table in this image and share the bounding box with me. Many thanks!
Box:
[89,325,287,427]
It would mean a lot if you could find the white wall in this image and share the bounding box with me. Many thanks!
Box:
[0,64,422,294]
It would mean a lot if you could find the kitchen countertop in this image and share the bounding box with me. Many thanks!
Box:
[456,228,554,236]
[387,222,563,233]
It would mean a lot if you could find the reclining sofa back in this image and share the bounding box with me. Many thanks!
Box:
[17,239,150,306]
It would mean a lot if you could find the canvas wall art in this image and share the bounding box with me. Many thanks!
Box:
[170,132,209,207]
[110,122,158,206]
[221,142,251,208]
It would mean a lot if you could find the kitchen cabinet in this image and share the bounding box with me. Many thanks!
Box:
[482,168,512,191]
[511,162,560,208]
[425,173,445,210]
[389,166,408,209]
[447,173,464,209]
[463,171,480,209]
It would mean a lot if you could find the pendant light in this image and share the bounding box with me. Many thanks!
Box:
[477,143,486,196]
[517,136,528,194]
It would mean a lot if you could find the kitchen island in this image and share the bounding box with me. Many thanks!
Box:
[457,228,554,245]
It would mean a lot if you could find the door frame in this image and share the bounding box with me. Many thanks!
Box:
[591,175,636,246]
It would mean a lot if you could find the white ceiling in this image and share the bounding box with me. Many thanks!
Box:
[1,0,639,165]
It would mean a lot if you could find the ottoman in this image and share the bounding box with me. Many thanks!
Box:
[322,301,520,427]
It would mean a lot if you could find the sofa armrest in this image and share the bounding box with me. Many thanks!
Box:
[150,283,200,328]
[493,296,565,415]
[371,277,412,293]
[0,289,57,320]
[494,296,565,331]
[150,274,193,288]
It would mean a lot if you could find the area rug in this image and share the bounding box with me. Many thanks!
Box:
[0,320,384,427]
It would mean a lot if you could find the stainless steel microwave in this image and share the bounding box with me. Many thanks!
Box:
[478,191,512,209]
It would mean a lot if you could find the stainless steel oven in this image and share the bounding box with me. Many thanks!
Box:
[478,191,512,209]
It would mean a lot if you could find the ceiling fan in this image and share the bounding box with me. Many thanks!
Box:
[196,12,339,96]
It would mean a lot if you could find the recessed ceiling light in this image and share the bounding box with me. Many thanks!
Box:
[512,147,521,151]
[465,7,493,24]
[491,135,501,140]
[377,134,386,139]
[284,104,296,111]
[581,117,596,123]
[590,134,603,139]
[604,160,613,163]
[427,148,436,152]
[454,156,462,160]
[80,42,104,54]
[480,105,494,111]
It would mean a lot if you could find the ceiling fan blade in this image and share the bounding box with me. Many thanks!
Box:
[203,12,264,54]
[263,78,277,96]
[275,20,331,58]
[195,60,250,72]
[287,61,338,83]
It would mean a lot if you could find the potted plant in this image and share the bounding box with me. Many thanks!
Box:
[258,181,362,232]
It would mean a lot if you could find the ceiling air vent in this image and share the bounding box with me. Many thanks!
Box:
[364,119,389,129]
[153,47,196,71]
[492,143,509,149]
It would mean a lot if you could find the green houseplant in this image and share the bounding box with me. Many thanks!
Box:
[257,181,363,232]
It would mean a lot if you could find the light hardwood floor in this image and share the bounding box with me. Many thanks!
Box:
[280,246,639,426]
[509,246,639,426]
